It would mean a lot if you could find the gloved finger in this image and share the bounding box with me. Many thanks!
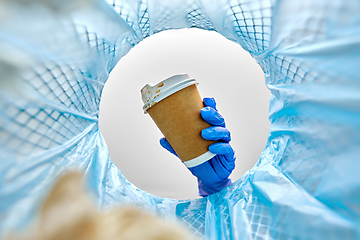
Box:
[159,138,179,158]
[209,143,236,175]
[203,97,217,111]
[217,155,236,173]
[209,142,236,162]
[201,106,225,127]
[210,156,234,179]
[201,126,231,142]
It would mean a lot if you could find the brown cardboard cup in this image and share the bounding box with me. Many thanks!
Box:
[141,74,216,167]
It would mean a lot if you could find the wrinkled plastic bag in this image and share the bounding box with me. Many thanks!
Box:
[0,0,360,239]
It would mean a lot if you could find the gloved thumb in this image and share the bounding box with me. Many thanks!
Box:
[159,138,179,158]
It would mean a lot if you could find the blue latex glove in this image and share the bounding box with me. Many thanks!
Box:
[160,97,236,197]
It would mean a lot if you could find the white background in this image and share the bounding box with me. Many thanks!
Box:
[99,28,270,200]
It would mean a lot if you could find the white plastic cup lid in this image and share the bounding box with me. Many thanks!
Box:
[140,73,198,113]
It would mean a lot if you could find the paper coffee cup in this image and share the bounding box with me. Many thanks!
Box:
[141,74,216,168]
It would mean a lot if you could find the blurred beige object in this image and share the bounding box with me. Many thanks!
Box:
[141,74,216,167]
[7,172,191,240]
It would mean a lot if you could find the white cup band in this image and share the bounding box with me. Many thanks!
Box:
[183,151,216,168]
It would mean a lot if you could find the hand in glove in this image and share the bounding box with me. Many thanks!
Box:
[160,97,236,197]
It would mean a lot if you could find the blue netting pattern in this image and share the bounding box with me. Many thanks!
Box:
[1,0,359,239]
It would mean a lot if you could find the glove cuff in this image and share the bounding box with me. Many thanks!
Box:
[198,178,233,197]
[183,151,216,168]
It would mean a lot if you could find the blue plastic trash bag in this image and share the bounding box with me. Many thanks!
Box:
[0,0,360,239]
